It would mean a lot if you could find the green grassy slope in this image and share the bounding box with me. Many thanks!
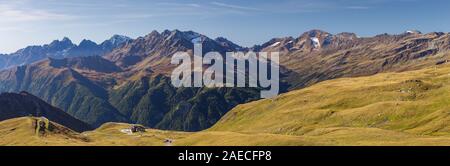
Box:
[210,64,450,140]
[0,117,89,146]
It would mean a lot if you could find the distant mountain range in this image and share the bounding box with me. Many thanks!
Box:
[255,29,450,89]
[0,29,449,132]
[0,35,132,70]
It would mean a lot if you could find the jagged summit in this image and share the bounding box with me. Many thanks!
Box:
[0,35,131,70]
[102,34,132,48]
[47,37,75,50]
[105,29,240,68]
[61,37,72,42]
[215,37,244,51]
[79,39,98,47]
[299,29,331,38]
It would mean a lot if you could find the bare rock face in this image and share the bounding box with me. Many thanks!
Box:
[104,29,240,75]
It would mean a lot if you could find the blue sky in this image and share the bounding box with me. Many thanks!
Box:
[0,0,449,53]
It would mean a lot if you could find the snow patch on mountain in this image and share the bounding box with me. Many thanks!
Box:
[270,42,281,47]
[405,30,422,34]
[109,35,132,46]
[310,37,320,48]
[191,37,202,44]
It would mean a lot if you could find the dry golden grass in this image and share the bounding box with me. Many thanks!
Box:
[4,117,450,146]
[209,63,450,145]
[0,117,88,146]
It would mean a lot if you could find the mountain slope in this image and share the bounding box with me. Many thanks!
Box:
[0,117,90,145]
[0,92,92,132]
[0,59,127,127]
[210,63,450,138]
[109,75,259,131]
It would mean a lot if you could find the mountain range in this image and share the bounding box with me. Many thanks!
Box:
[257,30,450,89]
[0,35,132,70]
[0,29,449,132]
[0,30,260,130]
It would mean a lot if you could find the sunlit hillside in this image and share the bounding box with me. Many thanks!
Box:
[4,64,450,145]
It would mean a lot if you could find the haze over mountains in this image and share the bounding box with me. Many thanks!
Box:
[0,29,449,132]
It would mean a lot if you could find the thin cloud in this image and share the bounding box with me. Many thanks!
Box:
[346,6,370,10]
[156,2,202,8]
[0,4,72,22]
[210,2,261,11]
[0,25,32,32]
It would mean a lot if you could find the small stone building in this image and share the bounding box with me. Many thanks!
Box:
[131,125,146,133]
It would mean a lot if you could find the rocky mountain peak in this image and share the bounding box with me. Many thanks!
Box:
[105,35,132,46]
[335,32,358,39]
[48,37,75,50]
[215,37,244,51]
[300,29,331,38]
[61,37,72,42]
[161,29,202,43]
[79,39,98,48]
[297,29,333,49]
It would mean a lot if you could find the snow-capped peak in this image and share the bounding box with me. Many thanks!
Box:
[109,35,132,45]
